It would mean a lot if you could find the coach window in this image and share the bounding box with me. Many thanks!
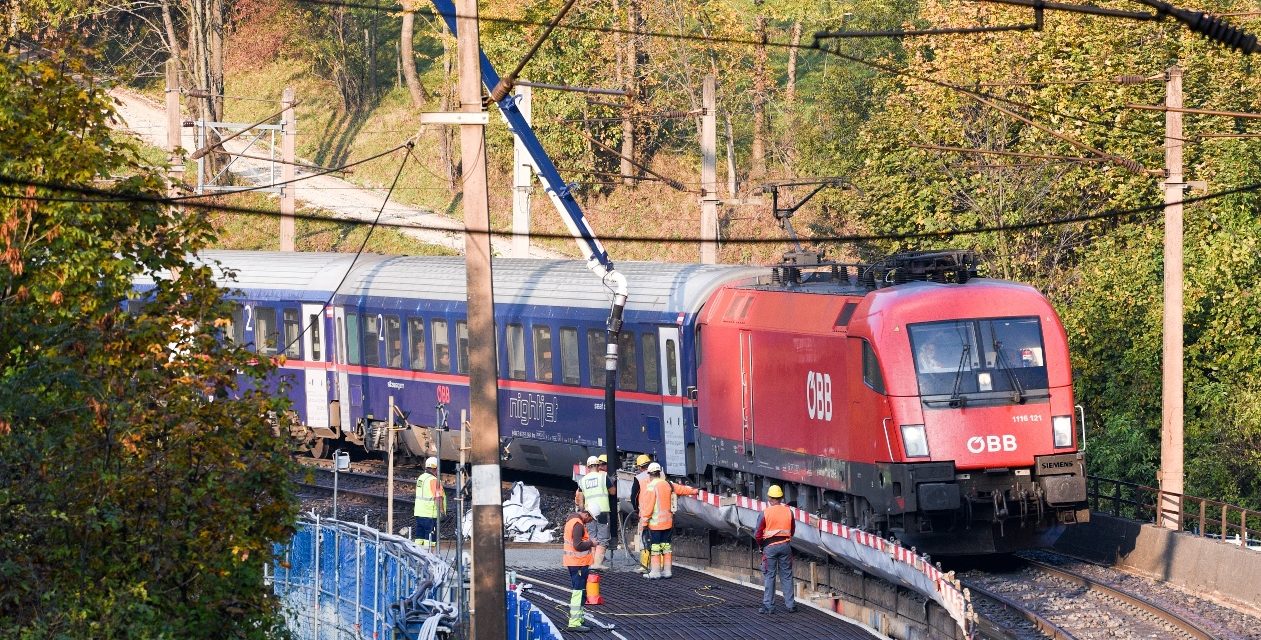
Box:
[225,305,245,345]
[665,338,679,395]
[587,329,605,388]
[456,321,470,374]
[309,314,322,361]
[362,314,382,367]
[643,333,660,393]
[560,327,580,385]
[506,323,526,380]
[432,319,449,373]
[618,332,638,391]
[533,326,553,382]
[408,318,426,370]
[255,307,278,355]
[862,340,886,394]
[385,315,402,368]
[283,309,301,358]
[346,313,362,365]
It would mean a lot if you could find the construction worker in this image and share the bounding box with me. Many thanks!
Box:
[562,510,596,633]
[628,454,653,569]
[637,462,698,579]
[413,457,445,550]
[574,454,615,569]
[755,485,797,614]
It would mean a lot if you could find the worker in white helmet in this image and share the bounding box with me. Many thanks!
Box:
[574,454,615,569]
[414,457,445,550]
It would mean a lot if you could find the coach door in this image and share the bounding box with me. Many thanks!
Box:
[301,304,335,436]
[658,327,687,475]
[334,305,352,430]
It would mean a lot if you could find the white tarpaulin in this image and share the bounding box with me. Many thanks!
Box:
[461,481,554,543]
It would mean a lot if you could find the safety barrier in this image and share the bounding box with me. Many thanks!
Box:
[506,588,564,640]
[676,490,973,637]
[267,514,456,640]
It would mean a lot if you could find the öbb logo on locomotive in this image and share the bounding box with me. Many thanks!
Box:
[158,249,1089,556]
[805,370,833,421]
[966,434,1018,454]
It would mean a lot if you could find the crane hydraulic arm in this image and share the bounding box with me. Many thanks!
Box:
[431,0,630,516]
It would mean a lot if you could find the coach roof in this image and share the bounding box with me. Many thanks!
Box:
[341,257,767,315]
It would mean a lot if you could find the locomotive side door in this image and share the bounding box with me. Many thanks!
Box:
[301,304,333,435]
[740,329,754,458]
[658,327,687,475]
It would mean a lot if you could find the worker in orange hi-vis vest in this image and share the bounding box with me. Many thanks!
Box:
[637,462,698,579]
[755,485,797,614]
[562,510,596,633]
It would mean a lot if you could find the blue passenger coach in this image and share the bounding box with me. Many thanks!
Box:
[139,250,765,476]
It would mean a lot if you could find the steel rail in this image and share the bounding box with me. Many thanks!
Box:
[962,579,1077,640]
[1024,559,1221,640]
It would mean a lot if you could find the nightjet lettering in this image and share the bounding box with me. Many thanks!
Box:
[509,392,559,427]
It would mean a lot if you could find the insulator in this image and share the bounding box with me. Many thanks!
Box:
[1181,10,1261,52]
[1114,156,1145,174]
[1113,75,1151,85]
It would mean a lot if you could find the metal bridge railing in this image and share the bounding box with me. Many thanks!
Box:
[266,514,456,639]
[1088,476,1259,549]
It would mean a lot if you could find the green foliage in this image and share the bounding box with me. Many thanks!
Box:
[838,0,1261,507]
[0,53,298,638]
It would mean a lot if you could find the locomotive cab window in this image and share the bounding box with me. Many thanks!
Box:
[909,317,1048,400]
[862,340,885,394]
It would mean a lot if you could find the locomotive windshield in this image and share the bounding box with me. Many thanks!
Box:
[909,317,1048,401]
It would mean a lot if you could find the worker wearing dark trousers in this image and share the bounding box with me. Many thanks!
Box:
[563,510,596,633]
[756,485,797,614]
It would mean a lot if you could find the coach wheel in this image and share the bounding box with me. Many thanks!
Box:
[308,437,331,459]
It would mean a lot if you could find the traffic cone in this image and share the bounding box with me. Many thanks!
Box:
[585,572,604,605]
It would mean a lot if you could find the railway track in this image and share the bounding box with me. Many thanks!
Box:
[964,553,1223,640]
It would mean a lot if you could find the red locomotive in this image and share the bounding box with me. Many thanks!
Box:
[695,251,1089,555]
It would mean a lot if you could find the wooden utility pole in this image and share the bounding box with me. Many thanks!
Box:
[1160,65,1184,530]
[511,84,533,258]
[165,57,185,199]
[700,75,719,264]
[457,0,507,636]
[280,87,296,252]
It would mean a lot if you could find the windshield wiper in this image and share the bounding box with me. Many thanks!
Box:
[949,344,971,408]
[993,340,1025,403]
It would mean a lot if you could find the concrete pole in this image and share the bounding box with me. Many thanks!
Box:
[457,0,507,636]
[700,75,719,264]
[165,58,182,156]
[511,84,533,258]
[280,87,297,252]
[1159,65,1184,530]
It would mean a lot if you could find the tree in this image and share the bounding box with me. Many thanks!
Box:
[0,51,298,638]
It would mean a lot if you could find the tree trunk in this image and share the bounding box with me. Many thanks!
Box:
[620,0,640,185]
[786,20,801,104]
[161,0,181,60]
[750,9,768,181]
[400,4,429,106]
[188,0,226,182]
[438,36,456,192]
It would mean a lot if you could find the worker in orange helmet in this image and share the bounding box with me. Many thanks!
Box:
[562,510,596,633]
[756,485,797,614]
[637,462,698,579]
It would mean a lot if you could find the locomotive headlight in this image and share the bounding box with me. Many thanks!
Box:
[900,424,929,458]
[1052,415,1073,448]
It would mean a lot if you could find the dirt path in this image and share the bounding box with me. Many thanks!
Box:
[109,89,563,258]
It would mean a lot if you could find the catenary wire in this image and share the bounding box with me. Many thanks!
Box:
[3,171,1259,246]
